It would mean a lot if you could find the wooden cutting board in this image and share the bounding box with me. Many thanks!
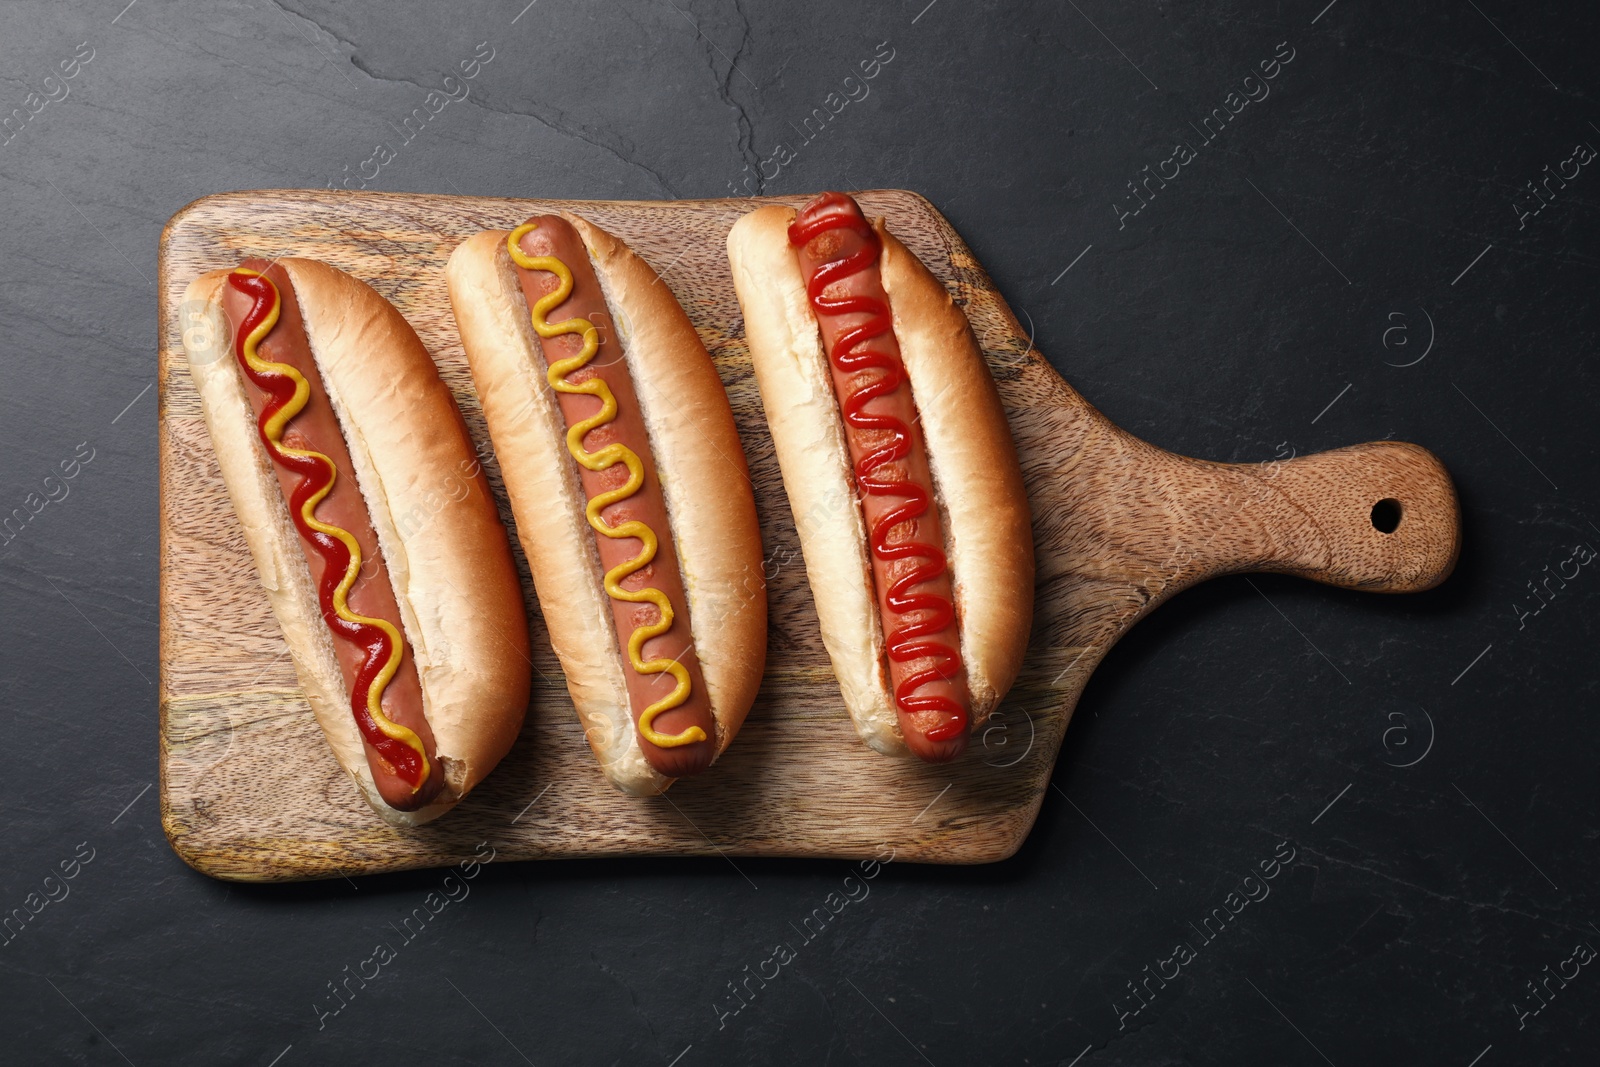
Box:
[157,189,1460,882]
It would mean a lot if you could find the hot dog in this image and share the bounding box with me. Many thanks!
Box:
[446,213,764,796]
[728,192,1033,762]
[180,258,530,825]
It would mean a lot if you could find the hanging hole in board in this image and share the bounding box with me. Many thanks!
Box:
[1370,498,1402,534]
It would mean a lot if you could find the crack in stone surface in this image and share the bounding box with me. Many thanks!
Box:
[273,0,680,195]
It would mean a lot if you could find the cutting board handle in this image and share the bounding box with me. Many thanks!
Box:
[1172,440,1461,593]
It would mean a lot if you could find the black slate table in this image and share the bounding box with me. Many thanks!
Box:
[1,1,1595,1064]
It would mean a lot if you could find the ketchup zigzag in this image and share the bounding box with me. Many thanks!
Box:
[787,195,966,743]
[505,225,704,750]
[228,269,430,790]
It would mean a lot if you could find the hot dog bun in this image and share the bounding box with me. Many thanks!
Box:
[180,259,530,826]
[446,214,765,796]
[727,204,1032,757]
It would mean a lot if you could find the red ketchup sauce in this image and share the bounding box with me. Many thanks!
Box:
[228,270,428,793]
[787,193,969,753]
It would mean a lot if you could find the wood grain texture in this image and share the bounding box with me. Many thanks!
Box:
[157,189,1461,882]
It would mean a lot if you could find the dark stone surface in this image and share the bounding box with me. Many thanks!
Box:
[1,1,1595,1063]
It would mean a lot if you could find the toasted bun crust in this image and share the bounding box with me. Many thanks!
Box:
[446,216,765,796]
[181,261,530,826]
[727,205,1033,755]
